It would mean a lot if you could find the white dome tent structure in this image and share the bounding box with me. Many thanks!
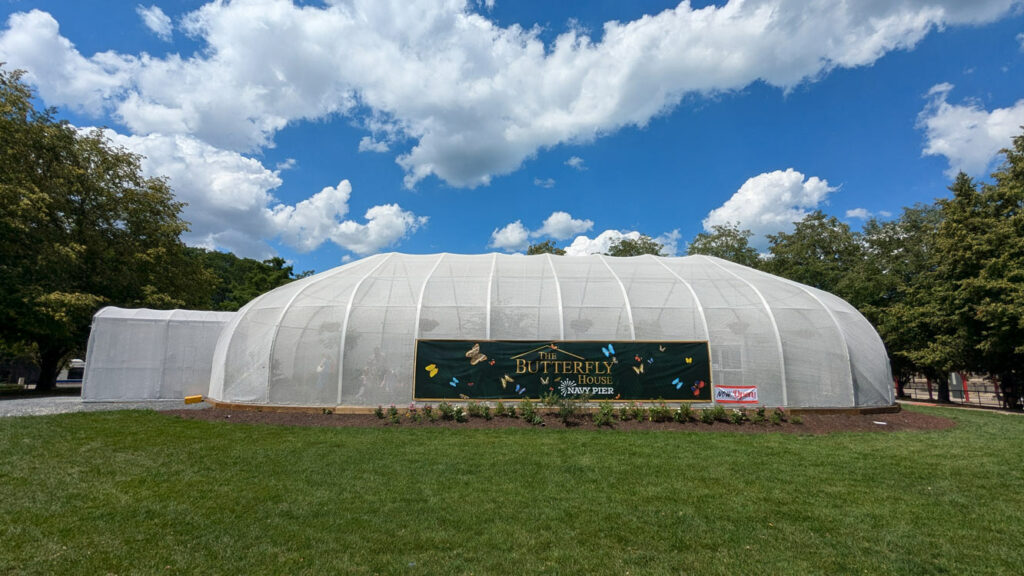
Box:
[208,253,894,409]
[84,307,236,401]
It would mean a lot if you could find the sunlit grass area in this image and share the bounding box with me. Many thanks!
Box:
[1,405,1021,575]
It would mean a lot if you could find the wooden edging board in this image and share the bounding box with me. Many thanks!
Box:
[205,398,901,416]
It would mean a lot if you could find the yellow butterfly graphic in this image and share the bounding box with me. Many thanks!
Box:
[425,364,438,378]
[633,364,645,375]
[685,357,693,364]
[540,376,550,385]
[499,374,515,389]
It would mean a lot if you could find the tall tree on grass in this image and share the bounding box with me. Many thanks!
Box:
[686,223,761,268]
[932,154,1024,408]
[855,204,944,396]
[764,211,863,298]
[0,67,213,390]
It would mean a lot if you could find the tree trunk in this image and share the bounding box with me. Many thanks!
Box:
[1000,371,1021,411]
[936,372,951,403]
[894,376,907,399]
[35,346,64,392]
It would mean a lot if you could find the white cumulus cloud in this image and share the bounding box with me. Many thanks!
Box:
[703,169,836,248]
[136,5,173,42]
[564,230,642,256]
[918,82,1024,177]
[489,220,530,252]
[100,129,424,258]
[533,211,594,240]
[845,208,872,219]
[2,0,1020,189]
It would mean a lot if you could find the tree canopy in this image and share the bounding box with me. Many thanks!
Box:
[1,67,221,388]
[605,235,664,257]
[526,240,566,255]
[686,223,760,267]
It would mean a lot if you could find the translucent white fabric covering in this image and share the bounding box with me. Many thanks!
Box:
[83,307,235,401]
[209,253,894,408]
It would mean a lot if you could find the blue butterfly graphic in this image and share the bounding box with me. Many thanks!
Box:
[602,344,615,357]
[673,378,683,390]
[449,377,459,388]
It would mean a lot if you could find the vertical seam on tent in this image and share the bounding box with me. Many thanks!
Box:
[337,253,394,405]
[414,253,447,341]
[545,253,565,340]
[597,255,636,340]
[780,279,856,407]
[485,253,497,339]
[701,255,788,406]
[649,255,711,341]
[265,262,349,403]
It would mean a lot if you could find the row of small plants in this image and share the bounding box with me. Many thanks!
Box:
[374,398,802,428]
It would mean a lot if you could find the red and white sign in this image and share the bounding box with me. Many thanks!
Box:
[714,385,758,404]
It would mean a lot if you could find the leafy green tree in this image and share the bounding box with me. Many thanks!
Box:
[187,248,312,311]
[930,157,1024,408]
[854,204,943,396]
[0,67,213,390]
[686,223,761,268]
[526,240,565,255]
[763,211,863,297]
[606,235,664,257]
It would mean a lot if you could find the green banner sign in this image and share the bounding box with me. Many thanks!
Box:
[414,340,711,402]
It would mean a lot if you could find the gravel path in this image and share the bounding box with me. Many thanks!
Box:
[0,396,210,417]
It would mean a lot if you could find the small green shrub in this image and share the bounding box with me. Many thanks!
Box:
[482,405,493,421]
[467,401,485,418]
[321,408,333,415]
[709,404,729,422]
[520,398,543,425]
[699,408,715,424]
[504,404,517,418]
[629,402,647,422]
[618,403,634,421]
[494,401,506,417]
[373,405,385,419]
[557,394,590,426]
[540,390,561,407]
[769,410,783,426]
[387,404,401,424]
[454,406,468,423]
[729,409,745,425]
[750,407,766,424]
[791,415,803,425]
[438,401,456,421]
[674,404,694,423]
[593,403,616,427]
[423,405,437,422]
[650,400,673,422]
[774,408,788,423]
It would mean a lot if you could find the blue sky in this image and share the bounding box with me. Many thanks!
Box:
[2,0,1022,273]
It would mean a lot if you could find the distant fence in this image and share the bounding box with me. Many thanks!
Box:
[901,375,1018,409]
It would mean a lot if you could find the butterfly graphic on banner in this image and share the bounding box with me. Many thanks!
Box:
[425,364,438,378]
[449,377,459,388]
[465,343,488,366]
[499,374,514,389]
[691,380,705,395]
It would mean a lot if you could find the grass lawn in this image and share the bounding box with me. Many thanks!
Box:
[1,405,1021,575]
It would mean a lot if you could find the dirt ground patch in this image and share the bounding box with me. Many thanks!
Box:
[165,406,954,434]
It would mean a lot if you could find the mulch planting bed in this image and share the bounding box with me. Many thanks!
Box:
[164,406,955,434]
